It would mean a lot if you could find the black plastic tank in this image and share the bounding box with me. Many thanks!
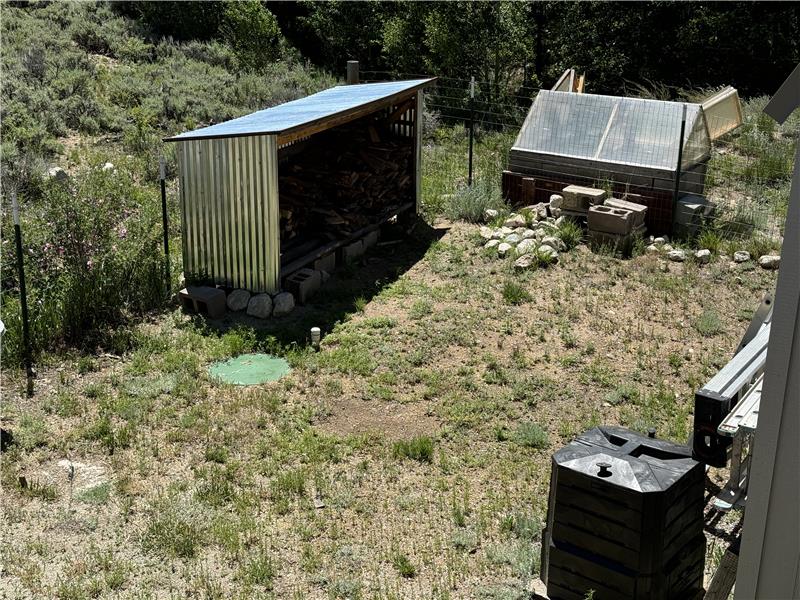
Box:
[541,426,705,600]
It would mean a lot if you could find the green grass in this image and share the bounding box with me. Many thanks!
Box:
[76,483,111,505]
[513,422,549,449]
[695,309,724,337]
[392,436,434,463]
[501,281,532,305]
[391,552,417,578]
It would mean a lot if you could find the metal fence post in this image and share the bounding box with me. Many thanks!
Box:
[159,156,171,296]
[672,103,687,217]
[468,76,475,186]
[11,190,34,396]
[346,60,359,84]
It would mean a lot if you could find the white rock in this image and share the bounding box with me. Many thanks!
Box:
[513,254,536,270]
[521,229,536,240]
[272,292,295,316]
[549,194,564,209]
[646,244,660,255]
[513,227,527,235]
[246,294,272,319]
[554,216,565,226]
[733,250,751,263]
[542,235,566,252]
[537,221,558,232]
[479,226,494,240]
[537,244,559,262]
[550,207,562,218]
[484,239,500,249]
[226,289,251,311]
[758,255,780,269]
[695,249,712,264]
[497,242,513,257]
[483,208,499,221]
[516,238,537,254]
[535,204,549,221]
[662,244,674,252]
[504,233,521,245]
[503,214,526,228]
[491,229,505,240]
[499,226,514,235]
[653,237,666,246]
[667,249,687,262]
[101,162,115,172]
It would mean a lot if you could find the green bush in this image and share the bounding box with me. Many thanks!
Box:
[221,1,284,71]
[393,436,434,463]
[557,219,584,250]
[445,179,505,223]
[501,281,531,305]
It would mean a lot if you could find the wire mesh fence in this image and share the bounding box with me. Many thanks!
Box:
[365,70,795,242]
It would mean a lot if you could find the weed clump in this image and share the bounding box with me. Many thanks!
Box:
[502,281,532,305]
[514,422,548,449]
[445,179,505,223]
[392,436,434,463]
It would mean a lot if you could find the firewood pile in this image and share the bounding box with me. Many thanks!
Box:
[279,121,413,240]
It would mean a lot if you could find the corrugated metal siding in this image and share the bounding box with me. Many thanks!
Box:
[177,134,280,293]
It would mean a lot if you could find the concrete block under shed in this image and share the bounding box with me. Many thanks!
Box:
[562,185,607,212]
[284,268,322,305]
[604,197,647,229]
[674,194,715,238]
[178,286,226,319]
[588,205,634,235]
[313,252,337,273]
[340,239,364,263]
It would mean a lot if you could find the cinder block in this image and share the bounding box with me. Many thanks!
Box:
[673,194,715,238]
[313,252,337,273]
[284,268,322,305]
[340,240,364,263]
[363,229,379,249]
[178,286,226,319]
[588,205,634,235]
[562,185,607,212]
[604,197,647,228]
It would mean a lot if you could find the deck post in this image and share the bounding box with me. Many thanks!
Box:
[346,61,359,84]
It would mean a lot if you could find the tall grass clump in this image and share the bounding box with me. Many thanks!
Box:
[556,219,584,250]
[445,179,504,223]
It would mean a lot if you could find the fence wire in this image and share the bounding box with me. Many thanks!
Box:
[365,70,795,241]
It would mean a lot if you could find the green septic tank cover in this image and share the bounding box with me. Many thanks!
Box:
[208,353,291,385]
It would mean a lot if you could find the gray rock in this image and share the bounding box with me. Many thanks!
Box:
[513,226,527,235]
[497,242,513,257]
[695,249,712,264]
[513,254,536,270]
[667,249,687,262]
[320,270,331,283]
[542,235,566,252]
[491,229,505,240]
[550,207,562,218]
[537,221,558,232]
[646,244,660,255]
[504,233,522,245]
[47,166,68,182]
[734,250,751,263]
[653,237,666,246]
[521,228,537,240]
[758,254,780,269]
[479,226,494,240]
[549,194,564,210]
[484,239,500,249]
[499,226,514,236]
[483,208,499,222]
[246,294,272,319]
[272,292,295,316]
[503,213,527,228]
[226,289,251,311]
[516,238,537,255]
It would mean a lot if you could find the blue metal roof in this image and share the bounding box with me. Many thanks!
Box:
[166,78,435,142]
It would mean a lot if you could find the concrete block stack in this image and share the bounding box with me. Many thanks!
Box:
[586,195,648,253]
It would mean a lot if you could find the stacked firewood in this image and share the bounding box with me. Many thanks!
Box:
[278,121,413,240]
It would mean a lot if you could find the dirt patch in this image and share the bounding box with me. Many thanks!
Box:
[318,396,439,440]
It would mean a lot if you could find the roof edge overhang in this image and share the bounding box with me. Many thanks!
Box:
[163,78,437,144]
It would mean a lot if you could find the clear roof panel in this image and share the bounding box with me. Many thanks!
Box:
[513,91,710,171]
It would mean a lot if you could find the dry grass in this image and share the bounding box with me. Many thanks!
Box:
[0,221,778,599]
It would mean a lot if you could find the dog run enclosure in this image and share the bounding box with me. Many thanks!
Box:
[165,78,435,293]
[504,90,730,234]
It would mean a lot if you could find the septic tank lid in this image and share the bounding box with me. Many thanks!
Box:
[208,353,290,385]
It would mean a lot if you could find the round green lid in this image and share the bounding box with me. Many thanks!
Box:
[208,353,291,385]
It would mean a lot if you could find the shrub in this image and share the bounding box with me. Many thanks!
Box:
[221,1,284,71]
[514,422,548,449]
[695,309,723,337]
[697,227,723,254]
[445,179,504,223]
[392,436,434,463]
